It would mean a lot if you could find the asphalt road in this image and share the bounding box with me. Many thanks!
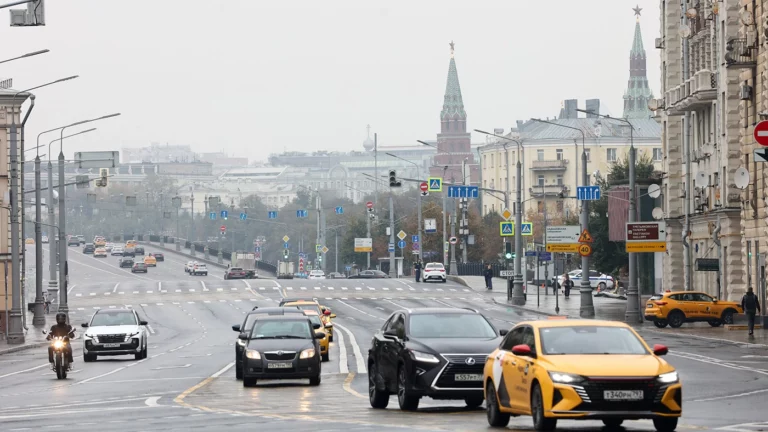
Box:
[1,244,768,431]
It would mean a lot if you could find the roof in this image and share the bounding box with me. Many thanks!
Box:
[520,319,631,328]
[408,307,477,315]
[303,310,319,316]
[517,118,660,140]
[283,300,320,305]
[94,308,133,314]
[440,57,466,120]
[631,20,645,55]
[248,307,302,315]
[249,315,311,322]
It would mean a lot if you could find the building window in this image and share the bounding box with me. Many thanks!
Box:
[556,201,564,212]
[537,201,544,212]
[537,149,544,161]
[537,175,545,187]
[556,149,563,160]
[491,154,494,167]
[556,174,563,185]
[483,155,486,166]
[606,148,617,162]
[585,149,591,161]
[484,180,487,188]
[652,148,662,161]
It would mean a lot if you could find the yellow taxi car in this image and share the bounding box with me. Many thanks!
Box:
[143,255,157,267]
[280,299,336,341]
[25,238,35,245]
[644,291,743,329]
[93,247,108,258]
[484,320,681,432]
[125,240,137,248]
[304,310,330,362]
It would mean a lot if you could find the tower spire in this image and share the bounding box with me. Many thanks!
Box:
[440,41,466,125]
[623,7,653,119]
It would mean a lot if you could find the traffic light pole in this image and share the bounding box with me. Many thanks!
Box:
[388,195,395,277]
[511,157,525,305]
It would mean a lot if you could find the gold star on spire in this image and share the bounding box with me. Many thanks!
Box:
[449,40,455,57]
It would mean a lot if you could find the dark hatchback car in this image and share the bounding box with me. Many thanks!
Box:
[149,252,164,262]
[225,267,248,280]
[123,247,136,258]
[368,308,505,411]
[132,262,148,273]
[82,243,95,254]
[118,258,134,268]
[240,315,325,387]
[133,246,145,255]
[349,270,389,279]
[232,306,304,380]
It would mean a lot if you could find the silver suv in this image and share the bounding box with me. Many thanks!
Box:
[81,308,149,362]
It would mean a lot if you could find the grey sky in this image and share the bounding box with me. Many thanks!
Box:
[1,0,660,162]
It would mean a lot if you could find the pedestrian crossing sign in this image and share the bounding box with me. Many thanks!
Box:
[500,222,514,236]
[428,177,443,192]
[521,223,533,236]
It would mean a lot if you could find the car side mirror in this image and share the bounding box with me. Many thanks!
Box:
[315,331,326,339]
[653,344,668,356]
[238,334,248,341]
[325,323,333,328]
[511,344,535,357]
[712,299,718,303]
[312,323,321,329]
[139,320,148,326]
[232,324,241,332]
[81,323,89,328]
[499,328,508,336]
[330,313,337,319]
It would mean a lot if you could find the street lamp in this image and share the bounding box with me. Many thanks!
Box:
[0,48,48,65]
[531,118,594,318]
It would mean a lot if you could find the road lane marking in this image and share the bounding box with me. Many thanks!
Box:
[68,284,77,294]
[334,322,348,374]
[147,324,156,334]
[333,322,366,373]
[145,397,161,407]
[241,279,251,289]
[201,281,207,291]
[113,283,120,293]
[334,299,385,321]
[151,364,191,370]
[211,361,235,378]
[77,366,127,385]
[158,282,161,291]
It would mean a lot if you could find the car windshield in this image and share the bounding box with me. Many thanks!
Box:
[539,326,648,355]
[409,313,496,338]
[425,264,443,269]
[91,311,137,326]
[307,315,322,327]
[250,320,311,339]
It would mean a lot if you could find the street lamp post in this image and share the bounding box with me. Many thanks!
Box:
[172,196,182,251]
[190,192,196,257]
[0,48,48,65]
[531,118,594,318]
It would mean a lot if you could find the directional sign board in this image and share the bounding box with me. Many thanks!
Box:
[397,240,406,248]
[525,251,537,257]
[577,185,601,201]
[268,211,277,219]
[424,218,437,233]
[335,206,343,215]
[428,177,443,192]
[538,251,552,261]
[546,244,580,253]
[500,222,514,236]
[296,209,308,218]
[209,212,216,220]
[625,221,667,252]
[755,120,768,146]
[447,185,479,198]
[411,235,419,243]
[500,270,514,277]
[521,223,533,236]
[546,226,580,243]
[397,230,407,240]
[239,212,247,221]
[354,238,372,252]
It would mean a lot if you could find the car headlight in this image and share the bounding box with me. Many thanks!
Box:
[245,350,261,359]
[300,348,316,359]
[236,338,246,347]
[657,371,678,384]
[409,350,440,364]
[548,371,584,384]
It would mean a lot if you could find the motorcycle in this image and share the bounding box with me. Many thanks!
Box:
[44,330,74,379]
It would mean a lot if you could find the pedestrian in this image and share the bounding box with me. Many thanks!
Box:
[562,273,573,298]
[484,264,493,290]
[741,287,761,336]
[414,260,422,283]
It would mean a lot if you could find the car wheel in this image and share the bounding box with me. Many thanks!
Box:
[722,309,735,325]
[598,282,606,290]
[83,353,97,362]
[603,419,624,428]
[668,310,685,328]
[653,417,678,432]
[465,395,484,409]
[531,383,556,431]
[329,334,334,342]
[708,320,723,327]
[654,320,669,328]
[135,350,143,360]
[309,375,321,386]
[368,362,389,409]
[441,278,447,283]
[235,362,243,380]
[397,364,419,411]
[486,382,510,427]
[243,377,257,387]
[322,352,329,362]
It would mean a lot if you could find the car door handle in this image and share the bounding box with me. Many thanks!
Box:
[507,361,516,366]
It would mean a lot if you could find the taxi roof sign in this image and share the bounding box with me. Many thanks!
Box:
[578,229,593,243]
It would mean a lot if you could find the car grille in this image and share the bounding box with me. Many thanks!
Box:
[98,334,126,344]
[574,377,663,412]
[434,355,487,389]
[264,352,296,361]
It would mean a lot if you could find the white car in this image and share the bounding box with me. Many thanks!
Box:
[185,261,196,273]
[105,242,114,252]
[555,269,615,290]
[422,262,447,282]
[111,246,124,256]
[81,308,149,362]
[190,263,208,276]
[308,270,326,280]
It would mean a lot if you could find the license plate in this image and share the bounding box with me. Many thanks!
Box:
[603,390,643,401]
[103,343,121,348]
[454,374,483,381]
[267,362,292,369]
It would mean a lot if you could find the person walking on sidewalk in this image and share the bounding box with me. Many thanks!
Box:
[484,264,493,290]
[742,287,761,336]
[414,260,422,283]
[562,273,574,298]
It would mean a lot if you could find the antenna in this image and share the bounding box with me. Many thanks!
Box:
[652,207,664,220]
[734,167,749,190]
[647,184,661,199]
[694,172,709,189]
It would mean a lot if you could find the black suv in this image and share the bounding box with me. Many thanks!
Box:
[123,247,136,258]
[82,243,95,254]
[368,308,505,411]
[239,315,325,387]
[232,306,304,380]
[133,246,145,255]
[118,258,134,268]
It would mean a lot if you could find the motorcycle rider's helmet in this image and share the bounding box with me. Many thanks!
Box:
[55,312,67,325]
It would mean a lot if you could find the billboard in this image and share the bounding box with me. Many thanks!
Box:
[74,151,118,169]
[354,238,372,252]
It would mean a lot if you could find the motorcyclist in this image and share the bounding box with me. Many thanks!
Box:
[47,312,75,367]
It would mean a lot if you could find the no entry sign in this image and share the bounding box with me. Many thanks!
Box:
[420,182,428,192]
[755,120,768,146]
[366,201,374,209]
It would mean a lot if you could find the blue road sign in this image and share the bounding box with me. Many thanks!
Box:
[397,240,406,248]
[209,212,216,220]
[538,251,552,261]
[221,210,228,219]
[239,212,247,221]
[388,242,395,252]
[335,206,343,215]
[411,235,419,243]
[577,185,601,201]
[345,266,351,271]
[296,209,308,218]
[299,252,307,259]
[447,185,479,198]
[521,223,533,236]
[284,242,290,249]
[254,246,261,252]
[525,251,537,257]
[428,178,442,191]
[500,222,514,236]
[268,211,277,219]
[413,242,420,251]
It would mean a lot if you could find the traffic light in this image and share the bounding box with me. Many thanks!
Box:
[318,254,323,263]
[97,168,108,187]
[283,249,289,259]
[504,242,513,260]
[389,170,401,187]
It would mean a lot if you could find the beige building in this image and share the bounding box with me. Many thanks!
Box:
[656,0,746,300]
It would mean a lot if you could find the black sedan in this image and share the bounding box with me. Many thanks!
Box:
[232,306,304,380]
[240,315,324,387]
[123,247,136,258]
[82,243,95,254]
[149,253,164,262]
[349,270,389,279]
[118,258,134,268]
[134,246,145,255]
[132,262,148,273]
[368,307,505,411]
[225,267,248,280]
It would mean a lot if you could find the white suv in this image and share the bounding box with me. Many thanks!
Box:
[190,263,208,276]
[81,308,149,362]
[555,270,614,290]
[422,262,447,282]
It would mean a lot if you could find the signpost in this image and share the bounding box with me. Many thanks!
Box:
[501,209,513,221]
[73,151,118,169]
[420,182,429,197]
[578,244,593,257]
[447,185,479,198]
[282,235,290,242]
[521,223,533,236]
[500,270,514,277]
[449,236,458,244]
[315,244,322,253]
[625,222,667,252]
[754,120,768,146]
[209,212,216,220]
[239,212,247,221]
[354,238,372,252]
[427,177,443,192]
[335,206,343,215]
[577,185,601,201]
[397,230,407,240]
[321,246,329,254]
[424,218,437,233]
[545,225,581,253]
[296,209,308,218]
[397,240,406,248]
[268,211,277,219]
[388,242,395,252]
[411,235,419,243]
[220,210,228,220]
[220,225,226,233]
[500,222,514,236]
[412,242,420,251]
[537,251,552,261]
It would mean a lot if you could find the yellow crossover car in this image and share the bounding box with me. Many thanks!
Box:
[143,255,157,267]
[484,320,681,432]
[304,310,329,362]
[280,299,336,341]
[645,291,743,328]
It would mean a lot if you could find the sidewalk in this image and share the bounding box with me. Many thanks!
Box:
[0,310,51,355]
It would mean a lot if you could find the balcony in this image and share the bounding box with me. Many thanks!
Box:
[529,184,568,198]
[725,38,756,69]
[666,69,717,114]
[530,159,568,171]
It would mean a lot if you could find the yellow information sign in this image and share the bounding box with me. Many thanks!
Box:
[625,242,667,253]
[546,244,580,253]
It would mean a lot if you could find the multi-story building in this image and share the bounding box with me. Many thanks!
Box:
[657,0,745,299]
[121,142,197,164]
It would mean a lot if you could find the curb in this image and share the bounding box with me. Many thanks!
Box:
[0,341,48,356]
[447,275,469,287]
[491,297,562,317]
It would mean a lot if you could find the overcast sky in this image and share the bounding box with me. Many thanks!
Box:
[1,0,660,163]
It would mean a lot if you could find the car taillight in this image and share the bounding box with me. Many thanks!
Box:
[439,269,445,272]
[654,301,668,306]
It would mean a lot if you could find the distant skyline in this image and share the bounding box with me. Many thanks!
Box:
[1,0,660,163]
